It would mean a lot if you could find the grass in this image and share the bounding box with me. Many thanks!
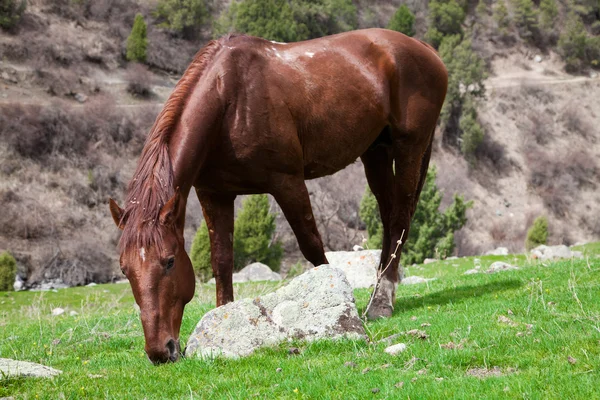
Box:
[1,244,599,399]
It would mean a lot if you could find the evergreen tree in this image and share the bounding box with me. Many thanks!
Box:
[539,0,558,31]
[425,0,466,48]
[359,187,384,249]
[155,0,208,39]
[126,13,148,63]
[525,216,548,250]
[387,4,415,36]
[558,12,595,71]
[511,0,539,40]
[439,34,487,155]
[190,194,283,277]
[190,221,212,281]
[0,0,26,30]
[493,0,510,36]
[459,98,484,162]
[291,0,357,39]
[215,0,307,42]
[359,167,472,264]
[233,194,283,271]
[0,251,17,291]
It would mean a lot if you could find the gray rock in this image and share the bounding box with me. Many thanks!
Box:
[534,55,543,63]
[485,247,509,256]
[384,343,407,355]
[402,276,435,285]
[531,245,583,261]
[423,258,438,264]
[352,245,364,251]
[0,358,62,378]
[208,262,281,284]
[51,308,65,316]
[463,268,480,275]
[186,265,365,358]
[324,250,381,289]
[74,93,88,103]
[486,262,519,273]
[13,276,24,291]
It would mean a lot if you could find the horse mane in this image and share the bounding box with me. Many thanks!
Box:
[119,37,230,251]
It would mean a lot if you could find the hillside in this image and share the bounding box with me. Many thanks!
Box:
[0,0,599,286]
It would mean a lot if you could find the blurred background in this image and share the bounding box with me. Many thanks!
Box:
[0,0,598,289]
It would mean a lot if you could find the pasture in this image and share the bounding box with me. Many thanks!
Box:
[1,243,599,399]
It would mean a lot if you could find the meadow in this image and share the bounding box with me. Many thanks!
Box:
[1,243,599,399]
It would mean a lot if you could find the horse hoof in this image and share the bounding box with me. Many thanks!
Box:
[367,303,393,320]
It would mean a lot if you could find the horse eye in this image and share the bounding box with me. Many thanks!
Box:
[165,257,175,271]
[120,266,126,276]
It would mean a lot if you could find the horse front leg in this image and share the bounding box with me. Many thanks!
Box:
[196,190,236,307]
[270,174,328,267]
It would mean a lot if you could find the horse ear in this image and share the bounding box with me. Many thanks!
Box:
[109,198,126,230]
[159,188,181,226]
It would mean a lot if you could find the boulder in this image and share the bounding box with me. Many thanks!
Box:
[531,245,583,261]
[486,262,519,273]
[423,258,438,264]
[324,250,381,289]
[0,358,62,378]
[485,247,509,256]
[186,265,365,358]
[208,262,281,284]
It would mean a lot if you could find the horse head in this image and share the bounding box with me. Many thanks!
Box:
[109,189,195,364]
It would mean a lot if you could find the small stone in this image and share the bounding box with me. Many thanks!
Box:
[344,361,357,368]
[463,269,480,275]
[421,323,431,327]
[74,93,88,103]
[507,309,514,315]
[411,377,417,383]
[381,363,391,369]
[548,301,556,306]
[87,374,104,379]
[51,339,61,346]
[384,343,407,355]
[276,367,282,373]
[486,262,519,274]
[371,388,380,394]
[534,55,542,63]
[498,315,518,327]
[516,332,524,337]
[288,347,300,355]
[86,282,97,287]
[69,311,78,316]
[394,382,404,389]
[410,316,417,321]
[362,367,371,374]
[417,368,427,375]
[51,308,65,316]
[435,377,444,382]
[568,356,577,365]
[402,276,436,285]
[352,245,364,251]
[423,258,437,264]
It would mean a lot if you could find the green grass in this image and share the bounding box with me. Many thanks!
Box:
[1,244,599,399]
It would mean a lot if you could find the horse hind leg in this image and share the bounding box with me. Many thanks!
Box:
[365,124,435,320]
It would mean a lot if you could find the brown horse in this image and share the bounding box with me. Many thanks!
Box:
[109,28,447,363]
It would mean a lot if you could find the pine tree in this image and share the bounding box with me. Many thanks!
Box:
[387,4,415,36]
[233,194,283,271]
[155,0,208,39]
[190,221,212,281]
[539,0,558,31]
[359,187,384,249]
[425,0,466,48]
[525,216,548,250]
[359,166,472,264]
[126,13,148,63]
[511,0,539,40]
[459,99,484,162]
[493,0,510,36]
[558,12,592,71]
[0,251,17,291]
[0,0,26,30]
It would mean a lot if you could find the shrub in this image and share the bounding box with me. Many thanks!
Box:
[387,4,415,36]
[525,216,548,250]
[126,13,147,63]
[359,187,384,249]
[0,0,26,30]
[359,166,472,264]
[190,221,212,281]
[215,0,306,42]
[0,251,17,291]
[233,195,283,271]
[155,0,208,40]
[425,0,465,48]
[126,63,154,98]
